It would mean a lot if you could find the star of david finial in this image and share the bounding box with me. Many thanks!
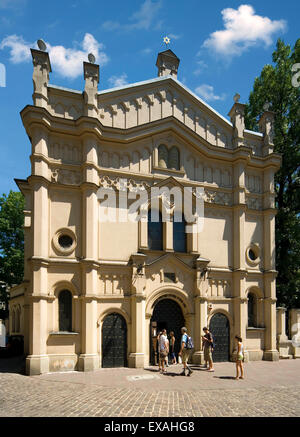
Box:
[163,36,170,48]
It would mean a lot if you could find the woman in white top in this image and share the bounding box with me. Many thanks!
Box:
[234,335,244,380]
[158,329,169,374]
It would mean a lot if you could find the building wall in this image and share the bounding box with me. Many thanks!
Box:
[9,47,283,374]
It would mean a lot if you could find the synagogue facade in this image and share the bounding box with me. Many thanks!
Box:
[9,46,283,375]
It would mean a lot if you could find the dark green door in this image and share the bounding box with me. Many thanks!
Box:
[209,313,230,362]
[102,313,127,368]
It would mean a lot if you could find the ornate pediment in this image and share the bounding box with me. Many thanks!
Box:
[97,77,233,149]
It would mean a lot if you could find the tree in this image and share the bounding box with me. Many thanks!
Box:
[245,38,300,308]
[0,191,24,312]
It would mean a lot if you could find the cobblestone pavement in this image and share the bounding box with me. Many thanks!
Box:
[0,359,299,417]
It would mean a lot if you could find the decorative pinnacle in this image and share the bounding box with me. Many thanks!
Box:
[37,39,47,52]
[88,53,96,64]
[233,93,240,103]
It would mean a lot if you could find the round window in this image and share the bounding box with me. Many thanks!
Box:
[58,235,73,249]
[248,249,257,261]
[53,228,76,255]
[246,244,260,266]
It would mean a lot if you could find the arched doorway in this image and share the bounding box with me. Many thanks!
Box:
[102,313,127,368]
[209,313,230,362]
[150,298,185,365]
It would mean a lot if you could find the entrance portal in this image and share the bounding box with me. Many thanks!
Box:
[209,313,230,362]
[102,313,127,368]
[150,298,185,365]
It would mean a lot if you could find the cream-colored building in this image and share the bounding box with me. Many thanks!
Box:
[9,46,282,375]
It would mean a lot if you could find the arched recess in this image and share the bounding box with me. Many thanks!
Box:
[98,308,131,368]
[52,281,79,333]
[158,144,168,168]
[168,146,180,170]
[246,286,263,328]
[16,306,21,333]
[58,290,72,332]
[12,308,16,333]
[149,297,185,365]
[101,312,128,368]
[208,310,231,362]
[145,286,191,318]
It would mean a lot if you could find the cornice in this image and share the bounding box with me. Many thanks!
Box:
[20,105,280,169]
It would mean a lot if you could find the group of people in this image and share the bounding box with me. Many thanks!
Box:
[157,326,245,379]
[157,327,194,376]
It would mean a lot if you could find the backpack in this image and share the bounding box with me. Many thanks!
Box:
[185,335,194,349]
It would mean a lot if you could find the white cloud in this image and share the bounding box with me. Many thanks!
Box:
[0,33,109,79]
[0,35,31,63]
[195,84,226,102]
[102,0,162,31]
[202,4,287,57]
[102,20,121,31]
[168,33,182,40]
[108,73,128,88]
[128,0,162,30]
[140,47,153,55]
[193,60,208,76]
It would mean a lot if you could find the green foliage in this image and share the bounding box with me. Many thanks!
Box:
[245,39,300,308]
[0,191,25,307]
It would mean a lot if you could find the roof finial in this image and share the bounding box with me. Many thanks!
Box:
[163,36,170,49]
[233,93,240,103]
[37,39,47,52]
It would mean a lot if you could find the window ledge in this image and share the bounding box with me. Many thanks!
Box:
[152,166,185,176]
[49,331,79,336]
[246,327,265,331]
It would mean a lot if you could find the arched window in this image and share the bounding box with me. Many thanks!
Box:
[12,309,15,333]
[148,209,163,250]
[59,290,72,332]
[173,213,187,252]
[168,146,180,170]
[16,307,20,333]
[248,293,256,327]
[158,145,168,168]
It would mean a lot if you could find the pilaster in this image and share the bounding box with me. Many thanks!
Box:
[263,273,279,360]
[26,297,49,375]
[83,60,99,118]
[78,296,99,371]
[31,48,51,108]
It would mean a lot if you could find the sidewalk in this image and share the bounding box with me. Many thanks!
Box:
[35,359,300,392]
[1,359,299,416]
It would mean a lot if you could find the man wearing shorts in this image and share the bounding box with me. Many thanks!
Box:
[178,327,193,376]
[202,327,214,372]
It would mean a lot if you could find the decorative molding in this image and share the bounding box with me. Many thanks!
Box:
[51,168,82,186]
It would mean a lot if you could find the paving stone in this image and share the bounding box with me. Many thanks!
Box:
[0,359,299,417]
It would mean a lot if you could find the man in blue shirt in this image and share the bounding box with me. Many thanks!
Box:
[178,327,193,376]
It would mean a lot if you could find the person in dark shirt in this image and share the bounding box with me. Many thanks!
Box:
[201,327,214,372]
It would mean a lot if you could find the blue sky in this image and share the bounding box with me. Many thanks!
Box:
[0,0,299,194]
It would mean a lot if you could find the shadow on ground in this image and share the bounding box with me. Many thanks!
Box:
[214,376,236,380]
[0,355,26,374]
